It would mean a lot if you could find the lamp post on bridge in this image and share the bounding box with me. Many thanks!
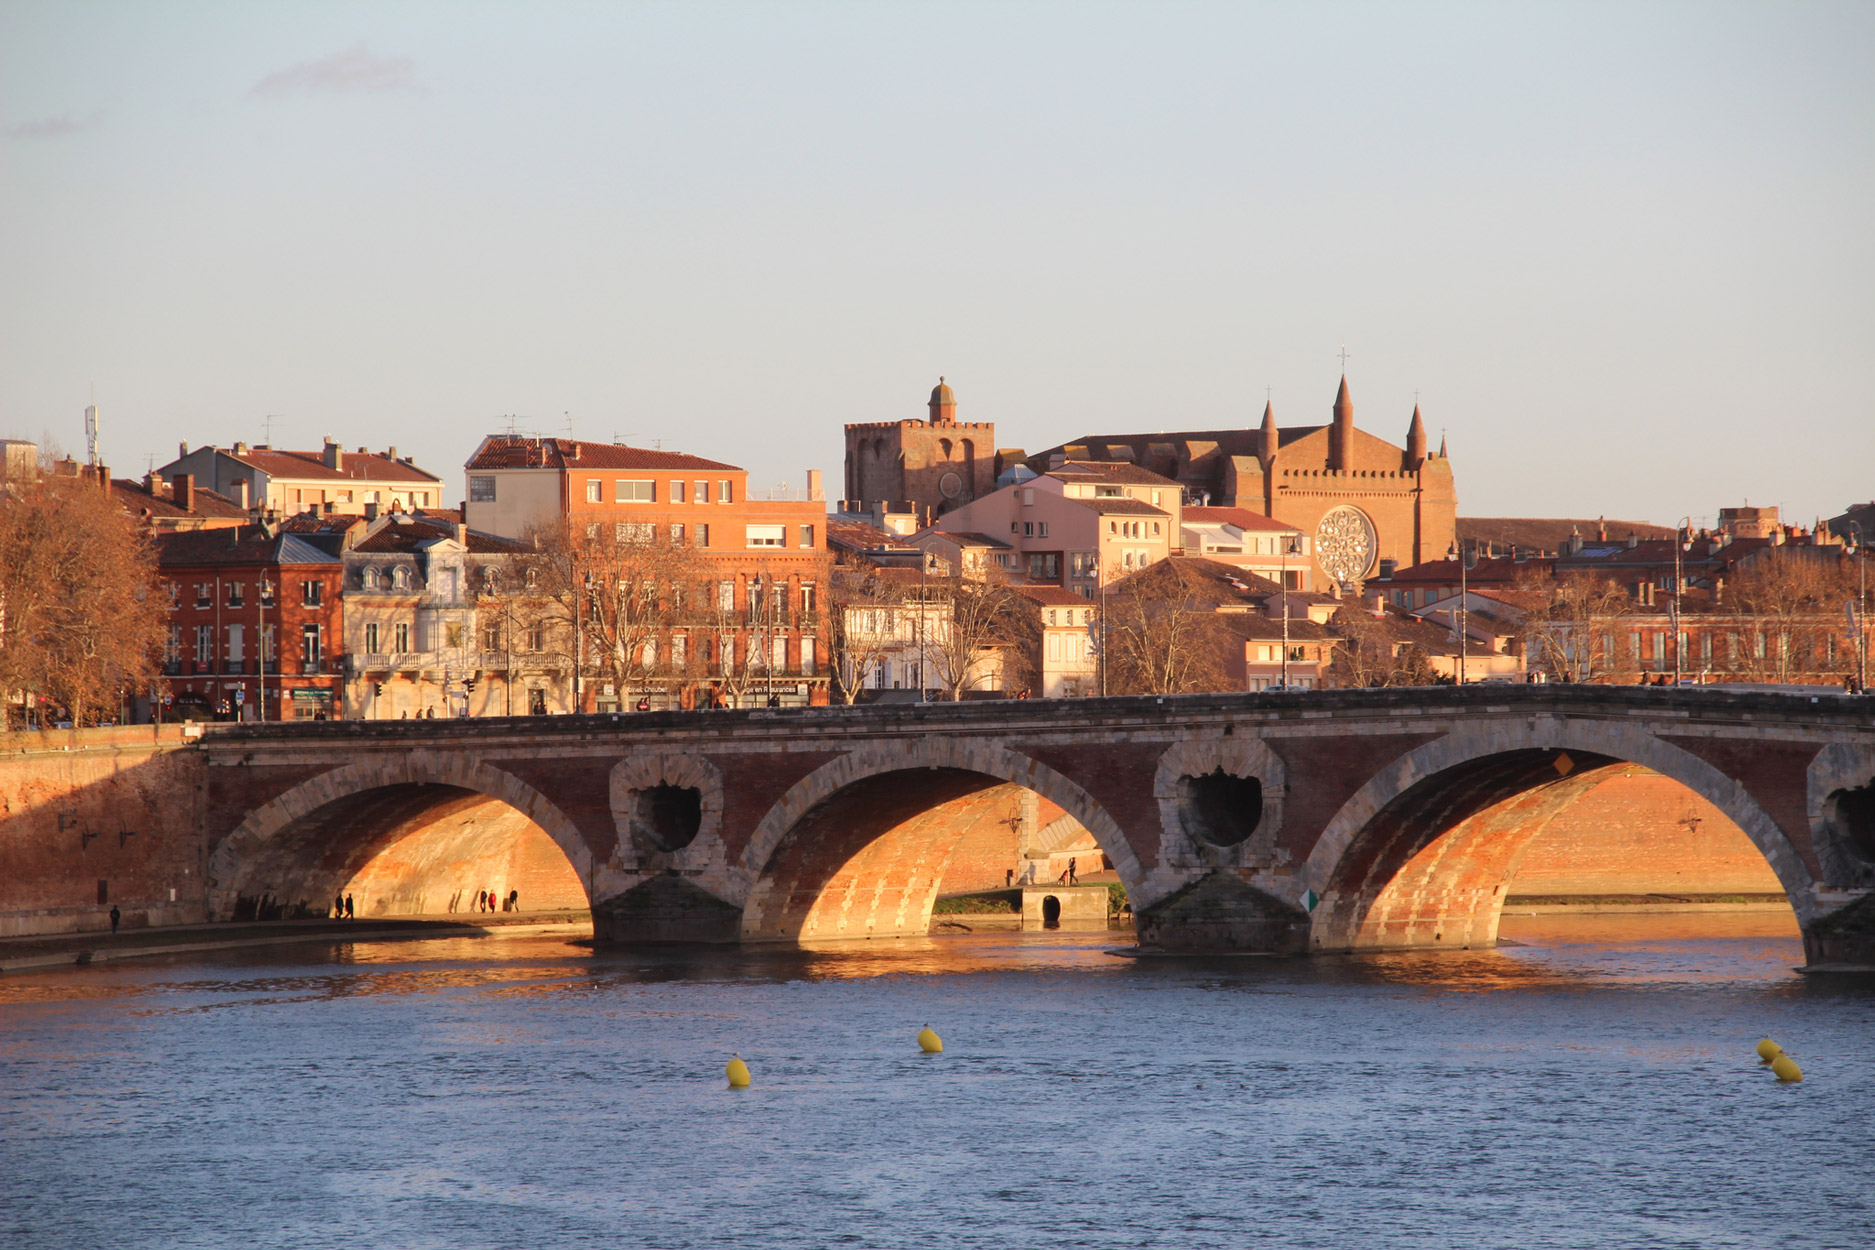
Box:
[1847,520,1868,693]
[1279,535,1300,689]
[1446,541,1469,685]
[1671,517,1693,685]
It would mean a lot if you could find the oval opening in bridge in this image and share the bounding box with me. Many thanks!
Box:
[1179,768,1263,847]
[637,784,703,853]
[1042,895,1061,929]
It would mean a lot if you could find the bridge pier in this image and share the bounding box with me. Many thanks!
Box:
[1133,872,1311,954]
[1801,893,1875,968]
[591,874,743,945]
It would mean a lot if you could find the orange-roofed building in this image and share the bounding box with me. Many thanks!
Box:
[157,438,447,518]
[462,436,832,707]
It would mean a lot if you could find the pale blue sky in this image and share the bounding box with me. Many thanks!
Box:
[3,2,1870,527]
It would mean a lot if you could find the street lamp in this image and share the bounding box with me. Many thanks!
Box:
[1671,517,1693,685]
[1279,535,1301,689]
[1848,520,1868,693]
[1446,541,1471,685]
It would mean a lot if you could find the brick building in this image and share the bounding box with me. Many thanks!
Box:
[843,378,998,522]
[462,436,833,707]
[1029,376,1458,591]
[152,524,346,721]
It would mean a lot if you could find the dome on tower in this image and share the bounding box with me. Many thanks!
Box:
[929,377,956,407]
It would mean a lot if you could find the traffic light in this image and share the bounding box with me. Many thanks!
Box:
[372,681,383,696]
[464,676,477,692]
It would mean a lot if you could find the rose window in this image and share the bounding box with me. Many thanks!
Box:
[1314,506,1377,585]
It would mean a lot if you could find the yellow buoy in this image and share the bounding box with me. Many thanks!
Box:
[726,1054,751,1088]
[916,1025,943,1054]
[1755,1038,1782,1062]
[1770,1054,1803,1083]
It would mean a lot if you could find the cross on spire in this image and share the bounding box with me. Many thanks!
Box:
[1338,344,1350,371]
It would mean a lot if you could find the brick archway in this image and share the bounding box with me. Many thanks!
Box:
[206,752,594,919]
[1297,718,1816,951]
[735,738,1148,942]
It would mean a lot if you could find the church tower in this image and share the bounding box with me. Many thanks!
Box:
[1406,403,1427,467]
[928,377,957,424]
[843,378,995,522]
[1329,376,1354,470]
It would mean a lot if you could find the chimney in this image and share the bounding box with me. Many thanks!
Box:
[323,438,343,471]
[173,472,194,512]
[455,522,468,545]
[95,464,110,488]
[387,446,398,462]
[364,501,380,521]
[1626,533,1639,549]
[807,468,824,502]
[233,441,248,455]
[178,441,189,457]
[147,470,165,496]
[233,478,251,511]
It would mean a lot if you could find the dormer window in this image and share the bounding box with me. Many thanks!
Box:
[392,567,411,590]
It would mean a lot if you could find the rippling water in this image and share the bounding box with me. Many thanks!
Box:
[2,914,1870,1249]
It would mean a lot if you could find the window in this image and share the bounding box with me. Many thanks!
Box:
[260,625,275,662]
[165,626,181,664]
[1048,634,1062,662]
[166,582,180,608]
[394,622,410,653]
[670,634,687,669]
[1095,485,1123,498]
[671,481,685,503]
[616,479,654,503]
[1070,551,1097,578]
[671,523,685,545]
[773,637,787,670]
[716,480,733,503]
[801,637,816,675]
[338,490,353,504]
[302,623,322,669]
[1038,522,1049,538]
[586,522,601,541]
[226,582,244,607]
[1151,522,1161,535]
[586,480,602,504]
[801,583,817,613]
[446,623,464,650]
[195,625,213,663]
[616,522,655,544]
[302,580,323,606]
[194,583,211,608]
[694,480,708,504]
[526,625,544,652]
[365,622,380,653]
[746,524,786,548]
[718,581,735,611]
[1023,521,1034,537]
[1011,522,1019,534]
[696,523,710,548]
[1028,553,1060,581]
[799,524,815,548]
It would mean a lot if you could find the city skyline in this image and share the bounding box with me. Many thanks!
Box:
[3,3,1871,527]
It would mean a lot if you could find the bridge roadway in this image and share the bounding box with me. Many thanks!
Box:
[194,685,1875,965]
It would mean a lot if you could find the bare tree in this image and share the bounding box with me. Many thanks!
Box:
[1506,567,1635,682]
[829,564,906,703]
[1102,560,1234,695]
[1726,552,1853,682]
[515,518,701,709]
[1328,606,1436,687]
[0,477,165,725]
[924,567,1024,700]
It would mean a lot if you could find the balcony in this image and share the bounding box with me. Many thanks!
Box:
[221,660,249,675]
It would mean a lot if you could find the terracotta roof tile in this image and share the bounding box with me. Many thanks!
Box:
[465,436,740,473]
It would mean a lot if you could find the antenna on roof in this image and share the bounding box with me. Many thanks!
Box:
[262,414,281,445]
[614,432,638,446]
[84,397,101,467]
[562,411,573,438]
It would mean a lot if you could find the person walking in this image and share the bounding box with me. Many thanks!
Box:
[507,889,519,912]
[344,894,355,919]
[1067,857,1078,885]
[109,904,121,934]
[334,893,344,919]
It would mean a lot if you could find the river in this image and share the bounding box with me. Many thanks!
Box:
[2,913,1869,1249]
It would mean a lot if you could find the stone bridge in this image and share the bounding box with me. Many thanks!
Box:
[182,686,1875,965]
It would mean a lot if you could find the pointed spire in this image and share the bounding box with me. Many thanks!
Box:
[1259,399,1278,463]
[1406,403,1427,466]
[1329,375,1353,471]
[1437,431,1448,459]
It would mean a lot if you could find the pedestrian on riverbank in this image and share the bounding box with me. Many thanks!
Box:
[344,894,354,919]
[334,893,344,919]
[1068,857,1078,885]
[507,889,519,912]
[109,904,120,934]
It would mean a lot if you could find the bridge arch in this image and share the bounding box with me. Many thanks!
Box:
[1298,717,1817,951]
[735,737,1146,942]
[206,751,594,921]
